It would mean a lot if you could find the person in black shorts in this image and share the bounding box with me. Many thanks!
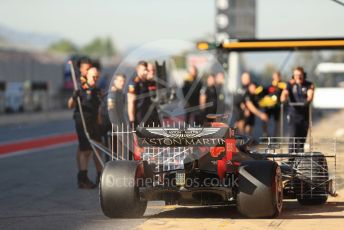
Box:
[68,58,102,189]
[243,82,268,135]
[182,65,202,125]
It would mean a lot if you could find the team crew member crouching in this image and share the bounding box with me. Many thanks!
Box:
[243,82,268,135]
[68,65,102,189]
[281,66,314,153]
[260,71,286,137]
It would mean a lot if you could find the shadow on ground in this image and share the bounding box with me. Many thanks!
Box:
[145,200,344,219]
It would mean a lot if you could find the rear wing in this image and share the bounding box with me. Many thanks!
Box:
[134,126,238,172]
[135,127,235,147]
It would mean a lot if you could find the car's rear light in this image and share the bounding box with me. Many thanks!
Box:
[225,138,236,160]
[210,146,225,158]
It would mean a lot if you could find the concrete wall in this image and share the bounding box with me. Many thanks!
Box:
[0,49,64,112]
[0,49,64,94]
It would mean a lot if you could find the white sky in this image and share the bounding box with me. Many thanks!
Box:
[1,0,344,48]
[1,0,344,70]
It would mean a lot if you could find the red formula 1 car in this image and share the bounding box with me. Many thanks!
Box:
[99,117,335,218]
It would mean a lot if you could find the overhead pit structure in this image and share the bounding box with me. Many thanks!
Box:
[197,38,344,103]
[197,38,344,52]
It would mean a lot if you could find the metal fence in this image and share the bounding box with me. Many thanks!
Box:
[258,137,338,197]
[110,122,198,172]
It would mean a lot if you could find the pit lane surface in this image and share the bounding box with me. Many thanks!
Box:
[0,111,344,230]
[0,144,160,230]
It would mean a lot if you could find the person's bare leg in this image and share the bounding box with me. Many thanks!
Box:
[274,119,280,137]
[262,121,269,137]
[92,150,103,184]
[245,124,253,136]
[77,150,96,188]
[76,147,81,170]
[235,120,245,134]
[79,150,91,170]
[93,150,103,172]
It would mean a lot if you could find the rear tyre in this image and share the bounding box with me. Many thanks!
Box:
[99,161,147,218]
[295,152,328,205]
[237,160,283,218]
